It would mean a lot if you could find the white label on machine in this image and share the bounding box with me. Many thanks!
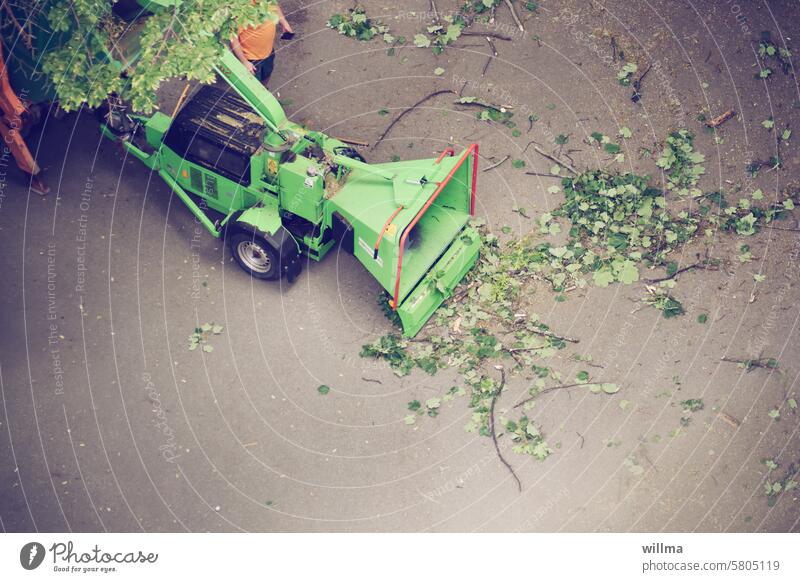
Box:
[359,237,383,267]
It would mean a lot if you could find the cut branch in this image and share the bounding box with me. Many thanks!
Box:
[496,315,578,344]
[504,0,525,32]
[721,356,779,372]
[482,36,498,76]
[372,90,455,149]
[528,327,579,343]
[706,109,736,128]
[460,31,514,41]
[2,1,33,50]
[522,141,578,174]
[483,155,510,172]
[490,367,522,491]
[525,171,562,178]
[643,261,716,283]
[429,0,440,23]
[454,98,510,111]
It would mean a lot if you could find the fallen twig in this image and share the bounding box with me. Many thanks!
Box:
[718,412,741,429]
[373,90,455,149]
[335,136,370,147]
[450,280,477,304]
[529,327,579,343]
[361,377,382,384]
[504,0,525,32]
[461,31,514,41]
[525,171,562,178]
[482,36,498,76]
[429,0,440,23]
[498,316,578,344]
[643,261,715,283]
[522,140,578,174]
[721,356,779,372]
[706,109,736,128]
[454,98,510,112]
[631,63,652,103]
[483,155,510,172]
[490,367,522,491]
[514,383,593,408]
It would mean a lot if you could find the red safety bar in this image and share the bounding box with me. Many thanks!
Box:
[373,205,404,259]
[434,147,455,164]
[392,143,479,310]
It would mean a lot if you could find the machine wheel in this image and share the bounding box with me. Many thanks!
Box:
[230,232,280,281]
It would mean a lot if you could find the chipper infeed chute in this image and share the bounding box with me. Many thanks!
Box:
[325,145,481,337]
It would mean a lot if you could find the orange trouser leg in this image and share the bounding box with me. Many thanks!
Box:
[0,117,39,175]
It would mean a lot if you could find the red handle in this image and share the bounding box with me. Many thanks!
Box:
[392,143,479,310]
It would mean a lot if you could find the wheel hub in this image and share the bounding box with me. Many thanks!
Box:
[237,241,272,273]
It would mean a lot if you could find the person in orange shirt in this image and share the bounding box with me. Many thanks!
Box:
[230,2,294,87]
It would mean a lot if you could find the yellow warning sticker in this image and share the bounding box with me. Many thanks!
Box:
[267,159,278,174]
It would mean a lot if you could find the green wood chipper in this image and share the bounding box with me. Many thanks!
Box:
[3,0,482,336]
[102,48,481,336]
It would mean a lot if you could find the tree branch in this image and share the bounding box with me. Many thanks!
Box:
[490,366,522,491]
[522,140,578,174]
[483,155,510,172]
[504,0,524,32]
[372,90,455,149]
[643,261,716,284]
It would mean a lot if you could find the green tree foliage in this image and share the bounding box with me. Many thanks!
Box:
[35,0,276,112]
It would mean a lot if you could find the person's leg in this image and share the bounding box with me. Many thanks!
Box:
[258,54,275,88]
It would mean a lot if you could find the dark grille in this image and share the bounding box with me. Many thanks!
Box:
[163,85,265,184]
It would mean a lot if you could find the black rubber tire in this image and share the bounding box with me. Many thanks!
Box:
[229,232,281,281]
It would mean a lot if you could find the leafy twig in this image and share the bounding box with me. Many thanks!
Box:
[490,366,522,491]
[372,90,455,149]
[527,327,579,343]
[496,314,579,344]
[721,357,779,372]
[514,383,588,408]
